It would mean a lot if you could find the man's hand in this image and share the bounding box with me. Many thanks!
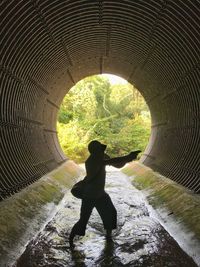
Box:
[128,150,141,161]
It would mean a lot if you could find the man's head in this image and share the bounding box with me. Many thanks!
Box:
[88,140,107,154]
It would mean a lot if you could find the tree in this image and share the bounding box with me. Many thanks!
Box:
[57,75,151,163]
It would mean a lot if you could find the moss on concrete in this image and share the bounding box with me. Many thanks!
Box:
[0,160,84,266]
[123,162,200,241]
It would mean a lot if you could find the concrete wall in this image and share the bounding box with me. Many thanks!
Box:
[123,162,200,242]
[0,160,84,266]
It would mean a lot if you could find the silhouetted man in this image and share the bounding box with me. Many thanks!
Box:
[69,140,141,248]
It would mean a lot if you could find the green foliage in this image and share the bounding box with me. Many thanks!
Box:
[57,75,151,163]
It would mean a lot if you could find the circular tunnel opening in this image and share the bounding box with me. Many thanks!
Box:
[56,74,151,163]
[1,0,200,199]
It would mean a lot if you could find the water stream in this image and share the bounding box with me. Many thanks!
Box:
[14,167,198,266]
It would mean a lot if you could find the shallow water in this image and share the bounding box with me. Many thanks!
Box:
[15,167,198,267]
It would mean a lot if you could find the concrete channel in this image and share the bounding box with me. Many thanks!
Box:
[9,165,200,267]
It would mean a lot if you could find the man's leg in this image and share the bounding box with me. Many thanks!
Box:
[95,193,117,240]
[69,198,94,247]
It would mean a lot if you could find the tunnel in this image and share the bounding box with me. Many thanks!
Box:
[0,0,200,200]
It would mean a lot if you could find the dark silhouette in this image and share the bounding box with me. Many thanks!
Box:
[69,140,141,248]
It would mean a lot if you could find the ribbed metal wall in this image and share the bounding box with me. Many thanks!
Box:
[0,0,200,199]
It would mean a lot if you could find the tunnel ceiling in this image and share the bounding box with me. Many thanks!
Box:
[0,0,200,199]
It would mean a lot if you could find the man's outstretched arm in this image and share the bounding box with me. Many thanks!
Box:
[104,150,141,168]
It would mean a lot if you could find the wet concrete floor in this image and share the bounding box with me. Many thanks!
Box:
[14,167,198,267]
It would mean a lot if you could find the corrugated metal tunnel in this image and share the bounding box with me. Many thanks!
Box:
[0,0,200,199]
